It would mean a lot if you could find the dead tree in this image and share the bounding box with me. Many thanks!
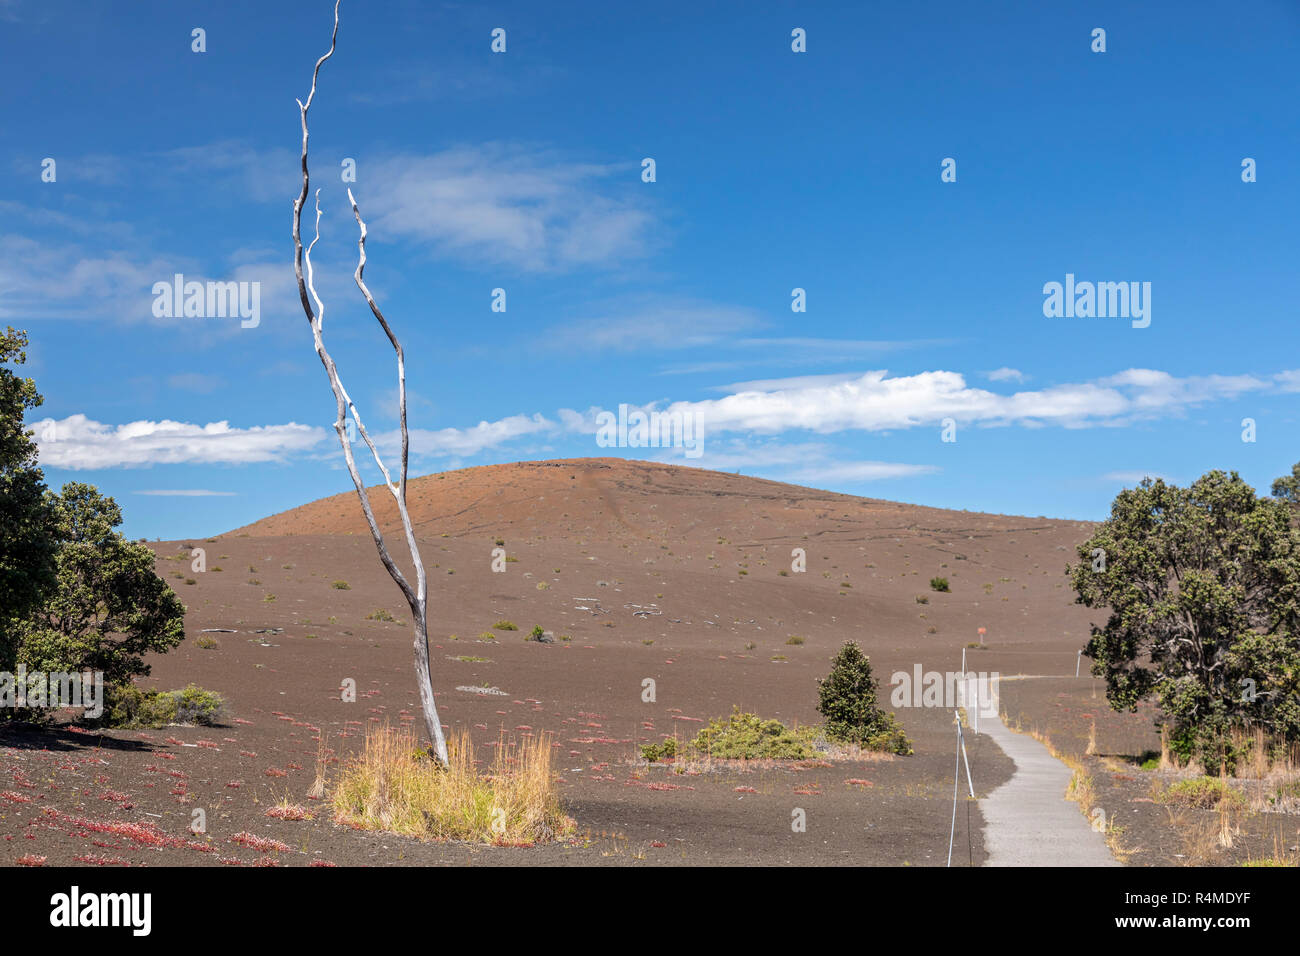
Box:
[290,0,448,764]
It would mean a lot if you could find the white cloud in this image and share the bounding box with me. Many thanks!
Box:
[34,415,327,469]
[549,297,763,352]
[32,409,559,471]
[649,368,1289,438]
[0,229,301,333]
[1274,370,1300,392]
[35,365,1300,473]
[783,461,940,484]
[361,146,654,271]
[986,367,1025,382]
[1101,470,1172,485]
[167,373,225,394]
[399,413,555,458]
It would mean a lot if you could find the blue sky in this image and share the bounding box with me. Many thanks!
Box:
[3,0,1298,540]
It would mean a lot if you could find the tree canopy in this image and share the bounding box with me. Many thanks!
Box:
[0,328,55,643]
[1,329,186,698]
[1070,469,1300,770]
[12,482,186,685]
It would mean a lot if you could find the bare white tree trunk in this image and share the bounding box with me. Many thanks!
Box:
[290,0,448,764]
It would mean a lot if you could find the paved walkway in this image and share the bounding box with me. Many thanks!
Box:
[977,703,1119,867]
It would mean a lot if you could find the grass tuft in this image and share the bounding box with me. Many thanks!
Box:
[331,725,573,845]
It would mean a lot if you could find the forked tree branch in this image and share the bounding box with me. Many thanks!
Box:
[290,0,448,765]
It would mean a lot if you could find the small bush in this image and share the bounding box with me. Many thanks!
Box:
[641,738,678,762]
[331,580,351,590]
[689,710,819,760]
[1159,777,1246,809]
[194,636,219,650]
[367,609,397,623]
[98,682,225,728]
[163,684,226,725]
[785,636,804,645]
[493,620,518,631]
[915,595,929,604]
[101,684,178,728]
[929,577,950,592]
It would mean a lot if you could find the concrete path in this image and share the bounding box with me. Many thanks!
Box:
[976,705,1119,867]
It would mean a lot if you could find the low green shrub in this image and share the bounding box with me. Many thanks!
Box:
[1160,777,1245,809]
[164,684,226,725]
[99,682,225,728]
[690,710,819,760]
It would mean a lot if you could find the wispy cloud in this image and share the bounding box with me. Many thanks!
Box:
[34,416,327,469]
[37,365,1297,472]
[0,228,301,332]
[613,437,938,487]
[33,410,558,470]
[1101,470,1173,484]
[167,373,225,394]
[398,413,555,459]
[547,297,763,352]
[650,368,1290,437]
[783,461,940,484]
[360,145,655,271]
[986,367,1025,383]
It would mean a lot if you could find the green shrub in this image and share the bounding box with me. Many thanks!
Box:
[816,641,913,755]
[689,709,819,760]
[331,580,350,590]
[641,738,678,762]
[162,684,225,725]
[1159,777,1245,809]
[929,577,950,592]
[101,684,178,728]
[99,682,225,728]
[493,620,517,631]
[367,608,397,622]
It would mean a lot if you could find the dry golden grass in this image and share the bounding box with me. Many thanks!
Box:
[1243,833,1299,867]
[1164,806,1223,866]
[308,732,330,801]
[331,725,574,845]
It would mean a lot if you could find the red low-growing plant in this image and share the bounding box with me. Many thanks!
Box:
[265,805,313,821]
[231,831,293,854]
